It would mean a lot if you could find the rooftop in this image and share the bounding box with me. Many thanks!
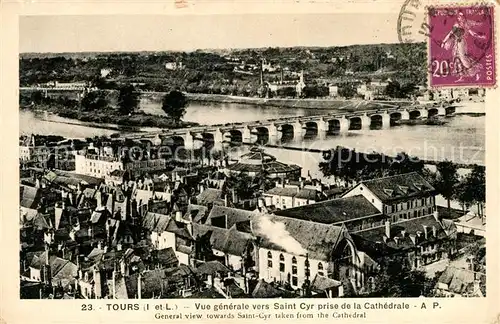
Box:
[274,195,381,224]
[350,172,435,203]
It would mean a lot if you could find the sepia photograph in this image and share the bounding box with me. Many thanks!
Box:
[17,9,488,303]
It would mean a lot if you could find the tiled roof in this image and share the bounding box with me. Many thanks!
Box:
[274,195,381,224]
[155,248,178,267]
[192,223,253,256]
[196,188,224,206]
[227,160,301,175]
[183,204,209,224]
[354,172,435,203]
[206,205,256,228]
[251,279,286,298]
[438,266,484,295]
[196,260,231,275]
[20,185,42,209]
[351,215,450,257]
[311,274,342,291]
[250,213,344,260]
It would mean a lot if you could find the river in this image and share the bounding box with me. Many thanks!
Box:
[20,100,485,180]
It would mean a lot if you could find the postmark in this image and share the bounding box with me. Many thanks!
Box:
[428,5,495,87]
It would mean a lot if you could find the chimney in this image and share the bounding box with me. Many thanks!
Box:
[423,225,428,240]
[384,220,391,239]
[175,210,182,222]
[93,268,102,298]
[112,270,116,299]
[433,210,439,221]
[409,234,417,245]
[231,189,238,204]
[394,237,399,245]
[137,273,142,299]
[432,226,437,237]
[401,230,406,238]
[224,194,229,207]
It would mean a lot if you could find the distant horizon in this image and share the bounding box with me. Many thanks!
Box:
[19,41,412,56]
[20,14,400,53]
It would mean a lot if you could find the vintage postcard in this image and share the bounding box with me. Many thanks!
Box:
[0,0,498,323]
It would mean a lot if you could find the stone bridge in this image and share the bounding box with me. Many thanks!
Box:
[128,105,456,149]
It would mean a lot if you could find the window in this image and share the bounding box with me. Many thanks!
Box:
[410,200,413,208]
[292,256,297,264]
[406,201,410,209]
[305,260,310,277]
[267,251,273,268]
[292,276,298,286]
[318,262,324,272]
[292,265,297,275]
[279,254,285,272]
[414,210,417,218]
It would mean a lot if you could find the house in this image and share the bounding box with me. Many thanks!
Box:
[454,212,486,237]
[274,195,383,231]
[328,85,339,97]
[142,211,194,265]
[342,172,437,224]
[192,223,257,272]
[435,266,485,297]
[251,213,363,291]
[263,184,326,210]
[29,250,78,290]
[165,62,185,71]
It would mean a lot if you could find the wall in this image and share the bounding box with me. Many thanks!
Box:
[342,184,383,211]
[150,231,176,250]
[257,248,329,289]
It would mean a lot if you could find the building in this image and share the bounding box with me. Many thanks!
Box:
[75,143,167,178]
[225,148,301,180]
[328,85,339,97]
[165,62,184,71]
[342,172,437,224]
[435,266,485,297]
[262,183,326,210]
[454,212,486,237]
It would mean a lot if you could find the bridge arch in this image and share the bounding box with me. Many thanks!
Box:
[304,121,318,138]
[390,112,402,125]
[445,106,456,115]
[369,114,383,129]
[254,127,270,145]
[409,110,421,120]
[200,132,215,149]
[279,124,295,142]
[328,119,341,133]
[427,108,438,118]
[226,129,243,145]
[349,117,362,130]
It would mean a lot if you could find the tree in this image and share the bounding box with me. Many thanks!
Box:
[464,165,485,218]
[80,91,108,112]
[338,84,357,99]
[161,90,188,124]
[117,84,139,115]
[434,160,459,217]
[370,255,436,297]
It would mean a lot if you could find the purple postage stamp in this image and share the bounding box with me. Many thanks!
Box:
[428,6,495,87]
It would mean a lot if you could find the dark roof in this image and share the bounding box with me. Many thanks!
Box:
[251,279,286,298]
[192,224,254,256]
[311,274,342,291]
[351,215,451,257]
[196,188,224,206]
[438,266,484,295]
[187,287,225,299]
[206,205,255,228]
[20,185,42,209]
[183,204,209,224]
[196,260,231,275]
[51,170,104,186]
[250,213,344,260]
[274,195,381,225]
[227,160,301,174]
[353,172,435,203]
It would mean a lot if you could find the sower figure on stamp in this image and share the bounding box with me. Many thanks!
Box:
[440,10,487,82]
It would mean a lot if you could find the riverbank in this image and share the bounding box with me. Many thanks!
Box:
[21,104,199,130]
[185,93,413,110]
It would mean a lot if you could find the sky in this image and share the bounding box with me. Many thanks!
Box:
[20,13,399,53]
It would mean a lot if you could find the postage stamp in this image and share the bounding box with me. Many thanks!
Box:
[428,5,495,87]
